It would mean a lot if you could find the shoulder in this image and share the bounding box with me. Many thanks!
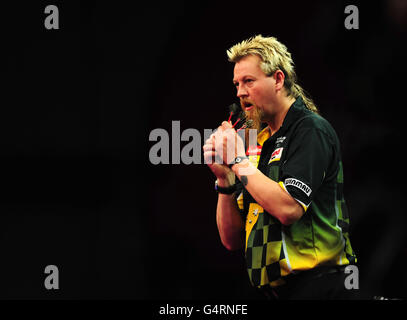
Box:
[297,111,333,131]
[294,112,338,145]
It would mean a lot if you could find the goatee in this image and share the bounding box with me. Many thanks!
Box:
[239,101,264,146]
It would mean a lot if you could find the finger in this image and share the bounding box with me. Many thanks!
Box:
[203,150,214,160]
[216,125,225,133]
[223,135,238,164]
[213,129,224,144]
[205,137,215,145]
[221,121,233,130]
[204,149,217,156]
[202,144,215,152]
[203,150,219,164]
[214,135,224,152]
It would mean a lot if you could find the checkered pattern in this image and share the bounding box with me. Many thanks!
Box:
[242,128,286,287]
[245,211,283,287]
[335,161,357,265]
[238,97,356,289]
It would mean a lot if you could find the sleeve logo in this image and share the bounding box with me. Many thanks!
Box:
[284,178,312,197]
[268,147,283,164]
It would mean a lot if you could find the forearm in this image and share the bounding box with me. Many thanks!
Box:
[231,161,303,226]
[216,176,245,251]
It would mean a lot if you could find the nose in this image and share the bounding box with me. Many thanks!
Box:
[236,84,248,98]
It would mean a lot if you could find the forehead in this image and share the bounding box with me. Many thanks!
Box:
[233,55,264,80]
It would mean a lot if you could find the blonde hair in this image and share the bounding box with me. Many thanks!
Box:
[227,35,318,114]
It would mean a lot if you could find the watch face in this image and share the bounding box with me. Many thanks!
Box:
[236,157,242,163]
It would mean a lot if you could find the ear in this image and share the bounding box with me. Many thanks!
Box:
[273,70,285,91]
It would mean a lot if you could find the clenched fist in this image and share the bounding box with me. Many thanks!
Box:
[203,121,246,180]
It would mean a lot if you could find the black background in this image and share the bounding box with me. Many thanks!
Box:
[0,0,406,299]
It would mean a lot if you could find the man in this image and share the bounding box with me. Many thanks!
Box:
[203,35,357,300]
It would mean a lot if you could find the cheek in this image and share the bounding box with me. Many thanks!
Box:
[250,87,267,105]
[257,83,275,102]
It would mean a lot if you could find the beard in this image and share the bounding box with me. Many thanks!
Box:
[240,99,264,131]
[240,99,265,146]
[244,105,264,132]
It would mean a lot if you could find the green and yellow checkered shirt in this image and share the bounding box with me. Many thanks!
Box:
[236,97,356,288]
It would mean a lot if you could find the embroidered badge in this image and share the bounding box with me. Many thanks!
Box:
[268,147,283,164]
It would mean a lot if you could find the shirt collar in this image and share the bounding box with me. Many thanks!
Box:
[257,126,271,146]
[276,96,308,136]
[256,96,308,145]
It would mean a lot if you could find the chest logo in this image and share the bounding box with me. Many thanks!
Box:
[268,147,283,164]
[246,145,262,156]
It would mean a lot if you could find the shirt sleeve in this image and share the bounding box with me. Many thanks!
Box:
[279,125,334,211]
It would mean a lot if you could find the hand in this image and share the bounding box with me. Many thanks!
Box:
[203,133,232,181]
[203,121,246,182]
[213,121,246,165]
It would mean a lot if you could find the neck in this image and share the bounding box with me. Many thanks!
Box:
[266,95,296,135]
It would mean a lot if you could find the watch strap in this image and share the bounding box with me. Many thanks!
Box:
[229,156,249,168]
[215,180,236,194]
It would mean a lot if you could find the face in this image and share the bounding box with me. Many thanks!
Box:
[233,55,277,123]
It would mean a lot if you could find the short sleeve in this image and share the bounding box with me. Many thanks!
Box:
[279,126,333,211]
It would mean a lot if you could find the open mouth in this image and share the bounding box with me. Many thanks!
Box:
[242,101,254,111]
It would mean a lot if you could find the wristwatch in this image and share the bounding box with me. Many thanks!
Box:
[215,180,236,194]
[229,156,249,168]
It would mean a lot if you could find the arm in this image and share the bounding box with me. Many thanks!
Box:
[231,160,304,226]
[215,172,245,251]
[212,121,303,226]
[203,133,244,251]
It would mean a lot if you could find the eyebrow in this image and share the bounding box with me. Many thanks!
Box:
[232,75,255,84]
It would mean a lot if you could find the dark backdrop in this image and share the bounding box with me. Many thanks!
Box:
[0,0,406,299]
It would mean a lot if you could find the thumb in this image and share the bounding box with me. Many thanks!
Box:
[221,121,233,130]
